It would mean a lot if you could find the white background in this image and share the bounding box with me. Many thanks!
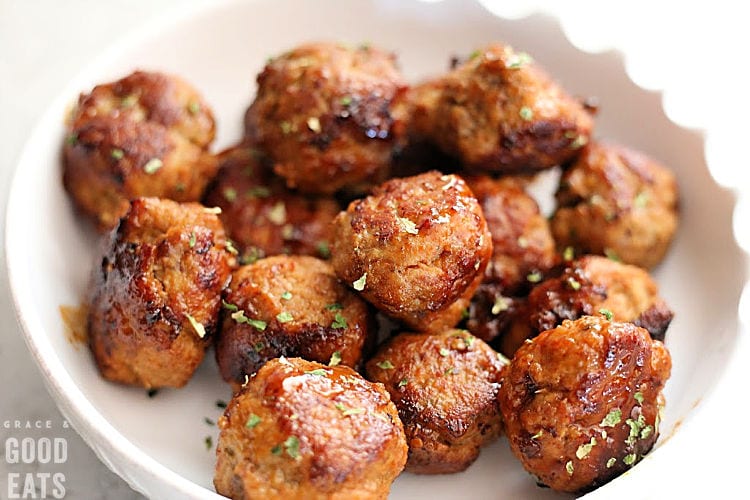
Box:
[1,0,748,498]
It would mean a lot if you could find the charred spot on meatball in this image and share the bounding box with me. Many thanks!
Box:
[216,256,375,391]
[63,71,218,230]
[366,330,505,474]
[244,42,408,195]
[214,357,407,499]
[331,171,493,333]
[203,143,340,261]
[551,141,679,269]
[497,316,672,493]
[405,44,593,174]
[87,197,234,388]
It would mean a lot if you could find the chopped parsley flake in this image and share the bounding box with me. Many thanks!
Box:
[246,414,262,429]
[340,95,353,106]
[189,232,197,248]
[569,134,588,150]
[225,240,239,255]
[634,391,644,405]
[565,461,574,475]
[240,247,263,264]
[66,133,78,145]
[625,415,647,445]
[281,224,294,240]
[121,94,138,107]
[507,51,532,69]
[444,367,457,376]
[599,308,613,320]
[397,217,419,235]
[249,319,267,331]
[305,368,328,377]
[271,444,282,455]
[204,417,215,426]
[329,351,342,366]
[253,341,265,352]
[143,158,163,174]
[527,271,543,283]
[530,430,543,440]
[111,148,124,160]
[204,436,212,450]
[276,311,293,323]
[188,101,201,115]
[306,116,321,133]
[623,454,637,465]
[634,191,649,208]
[575,437,597,459]
[461,308,470,320]
[284,436,300,459]
[604,248,621,262]
[223,187,237,202]
[281,291,292,300]
[267,201,286,225]
[468,49,482,60]
[398,378,409,387]
[567,277,582,290]
[186,314,206,338]
[439,347,450,357]
[335,404,364,417]
[216,400,227,409]
[280,121,293,134]
[519,106,534,121]
[231,310,248,323]
[640,425,654,440]
[600,408,622,427]
[352,273,367,291]
[317,241,331,258]
[606,457,617,468]
[325,303,343,311]
[331,313,347,329]
[204,206,222,215]
[492,296,511,315]
[246,186,271,198]
[563,246,575,261]
[376,360,394,370]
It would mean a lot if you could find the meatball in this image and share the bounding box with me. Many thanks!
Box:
[406,44,593,174]
[498,316,672,493]
[330,171,493,333]
[203,143,340,261]
[366,330,505,474]
[88,197,234,388]
[216,256,374,390]
[244,42,407,195]
[551,141,679,269]
[214,357,407,499]
[499,255,673,356]
[64,71,218,230]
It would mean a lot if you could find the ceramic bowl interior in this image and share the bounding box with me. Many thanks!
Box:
[5,0,745,498]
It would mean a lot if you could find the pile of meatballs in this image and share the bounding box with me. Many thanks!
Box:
[63,41,677,498]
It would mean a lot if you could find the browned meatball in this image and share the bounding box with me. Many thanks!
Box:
[214,357,407,499]
[498,316,672,493]
[331,171,493,333]
[63,71,218,230]
[203,143,340,261]
[366,330,505,474]
[216,256,374,390]
[499,255,673,356]
[88,198,234,388]
[406,44,592,174]
[551,141,679,269]
[244,42,407,195]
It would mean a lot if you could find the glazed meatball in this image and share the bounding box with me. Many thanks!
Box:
[214,357,407,499]
[64,71,218,230]
[216,256,374,390]
[244,42,407,194]
[498,316,672,493]
[406,44,592,174]
[366,330,505,474]
[203,143,340,261]
[330,171,493,333]
[499,255,673,356]
[551,141,679,269]
[88,198,234,388]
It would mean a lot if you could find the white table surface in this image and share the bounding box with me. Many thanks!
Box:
[1,1,748,499]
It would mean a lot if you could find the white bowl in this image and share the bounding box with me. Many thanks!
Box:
[5,0,747,498]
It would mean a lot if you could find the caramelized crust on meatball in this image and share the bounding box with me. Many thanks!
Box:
[366,330,505,474]
[406,44,592,174]
[499,255,673,356]
[330,171,493,333]
[214,357,407,499]
[88,198,234,388]
[498,316,672,493]
[551,141,679,269]
[64,71,218,230]
[203,144,340,261]
[244,42,407,195]
[216,256,374,390]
